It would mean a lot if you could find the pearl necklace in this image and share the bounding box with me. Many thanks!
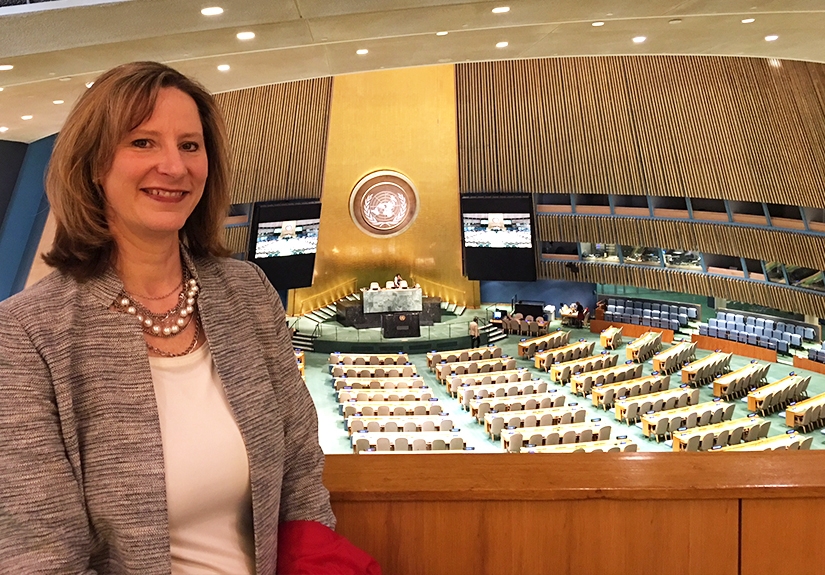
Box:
[116,269,200,339]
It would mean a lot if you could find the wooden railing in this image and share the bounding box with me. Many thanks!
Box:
[325,452,825,575]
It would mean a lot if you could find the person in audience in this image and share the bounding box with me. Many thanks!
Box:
[0,62,378,574]
[469,316,481,347]
[575,301,585,327]
[393,273,404,288]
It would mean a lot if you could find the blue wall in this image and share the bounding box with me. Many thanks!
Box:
[481,279,597,312]
[0,140,28,225]
[0,135,55,300]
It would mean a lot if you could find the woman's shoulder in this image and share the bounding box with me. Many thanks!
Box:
[0,270,78,321]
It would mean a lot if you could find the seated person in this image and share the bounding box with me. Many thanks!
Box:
[393,273,404,288]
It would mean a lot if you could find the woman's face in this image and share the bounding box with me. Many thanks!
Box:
[102,87,208,245]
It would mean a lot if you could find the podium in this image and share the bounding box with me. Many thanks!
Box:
[382,312,421,338]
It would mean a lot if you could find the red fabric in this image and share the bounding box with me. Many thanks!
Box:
[277,520,382,575]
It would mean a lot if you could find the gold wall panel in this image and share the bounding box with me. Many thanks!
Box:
[223,225,250,256]
[290,66,478,315]
[539,260,825,317]
[537,214,825,271]
[214,78,332,204]
[457,57,825,207]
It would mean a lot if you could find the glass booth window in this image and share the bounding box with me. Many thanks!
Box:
[663,250,702,270]
[581,243,619,262]
[765,262,786,284]
[621,246,661,266]
[785,265,825,292]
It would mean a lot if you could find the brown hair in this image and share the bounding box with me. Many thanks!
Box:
[43,61,231,280]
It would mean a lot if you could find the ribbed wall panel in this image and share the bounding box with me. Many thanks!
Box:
[223,225,250,256]
[539,260,825,317]
[537,214,825,271]
[215,78,333,204]
[457,57,825,207]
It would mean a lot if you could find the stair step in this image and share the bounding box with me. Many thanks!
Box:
[454,305,466,316]
[446,303,457,313]
[487,332,508,343]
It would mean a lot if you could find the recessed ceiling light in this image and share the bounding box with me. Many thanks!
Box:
[742,18,755,24]
[86,81,94,88]
[236,31,255,40]
[59,77,71,82]
[201,7,223,16]
[669,19,682,24]
[496,41,509,48]
[492,6,510,14]
[436,31,449,36]
[765,35,779,42]
[632,36,647,44]
[53,100,64,105]
[0,65,13,71]
[217,64,231,71]
[356,49,369,55]
[0,127,8,133]
[0,87,4,92]
[592,21,605,27]
[21,115,33,120]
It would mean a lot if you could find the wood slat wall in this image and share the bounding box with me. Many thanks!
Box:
[223,225,249,256]
[457,57,825,207]
[214,78,333,204]
[539,260,825,317]
[537,214,825,271]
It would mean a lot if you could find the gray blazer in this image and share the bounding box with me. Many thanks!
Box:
[0,255,335,574]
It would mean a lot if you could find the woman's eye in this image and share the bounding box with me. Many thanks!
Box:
[131,139,150,148]
[181,142,200,152]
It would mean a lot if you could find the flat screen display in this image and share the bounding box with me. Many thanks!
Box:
[460,194,536,282]
[462,213,532,248]
[248,200,322,290]
[254,219,320,258]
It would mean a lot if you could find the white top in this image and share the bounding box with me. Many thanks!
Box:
[150,343,255,575]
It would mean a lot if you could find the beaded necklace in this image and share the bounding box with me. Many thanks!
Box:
[115,266,202,358]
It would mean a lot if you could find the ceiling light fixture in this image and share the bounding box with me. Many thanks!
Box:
[496,41,509,48]
[436,31,449,36]
[236,31,255,40]
[0,87,4,92]
[86,81,94,88]
[201,7,223,16]
[0,127,8,133]
[59,77,71,82]
[217,64,231,71]
[592,21,605,27]
[669,18,682,24]
[356,49,369,55]
[765,35,779,42]
[632,36,647,44]
[742,18,755,24]
[53,100,64,105]
[492,6,510,14]
[21,115,33,120]
[0,65,13,71]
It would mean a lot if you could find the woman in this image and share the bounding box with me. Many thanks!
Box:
[0,62,376,574]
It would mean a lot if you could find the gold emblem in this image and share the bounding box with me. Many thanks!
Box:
[349,170,419,237]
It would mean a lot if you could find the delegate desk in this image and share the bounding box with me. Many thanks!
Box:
[351,430,465,452]
[747,374,808,413]
[712,363,768,399]
[333,376,425,390]
[522,439,638,453]
[535,341,597,370]
[427,346,501,368]
[342,400,441,417]
[670,417,763,452]
[681,352,732,385]
[338,387,433,403]
[501,421,611,452]
[613,385,688,422]
[785,392,825,429]
[640,401,731,438]
[548,353,615,383]
[570,362,643,396]
[518,330,570,358]
[468,392,565,420]
[329,352,410,366]
[448,368,533,397]
[720,431,809,451]
[600,326,623,350]
[484,406,587,438]
[589,374,664,409]
[625,331,662,362]
[652,341,692,373]
[347,414,454,435]
[434,357,516,382]
[331,364,418,378]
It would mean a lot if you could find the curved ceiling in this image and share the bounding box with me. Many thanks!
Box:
[1,0,824,143]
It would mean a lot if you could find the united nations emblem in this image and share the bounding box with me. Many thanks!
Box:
[349,170,419,238]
